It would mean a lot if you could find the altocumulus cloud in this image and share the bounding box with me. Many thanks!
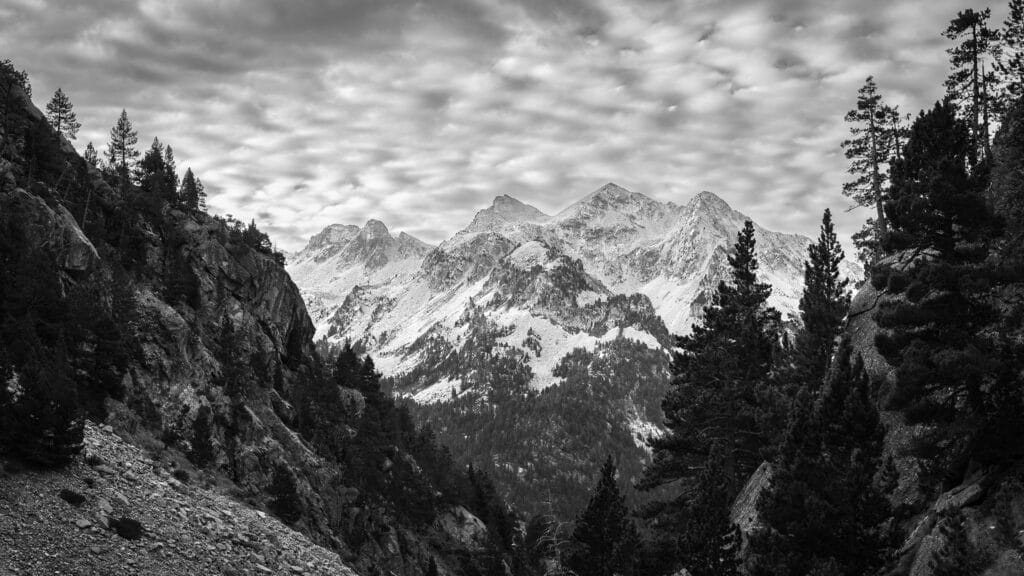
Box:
[0,0,1002,249]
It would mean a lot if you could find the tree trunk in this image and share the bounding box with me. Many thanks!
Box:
[868,114,887,253]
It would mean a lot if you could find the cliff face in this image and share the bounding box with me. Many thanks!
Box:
[0,83,491,576]
[833,252,1024,576]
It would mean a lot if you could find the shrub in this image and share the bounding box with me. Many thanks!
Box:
[268,464,303,524]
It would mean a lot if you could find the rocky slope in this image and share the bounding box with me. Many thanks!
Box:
[0,423,358,576]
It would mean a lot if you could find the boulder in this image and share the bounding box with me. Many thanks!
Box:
[110,517,144,540]
[58,488,86,506]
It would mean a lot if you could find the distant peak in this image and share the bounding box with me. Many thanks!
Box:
[470,194,550,227]
[355,219,392,243]
[492,194,528,209]
[302,223,361,251]
[689,191,733,213]
[363,219,390,232]
[591,182,632,197]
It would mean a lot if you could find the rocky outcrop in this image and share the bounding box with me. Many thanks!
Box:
[437,506,489,552]
[839,251,1024,576]
[730,461,773,540]
[0,186,98,274]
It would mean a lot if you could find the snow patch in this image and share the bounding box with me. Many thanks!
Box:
[411,377,462,404]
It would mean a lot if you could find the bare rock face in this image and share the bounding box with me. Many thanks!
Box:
[1,187,98,274]
[846,250,1024,576]
[730,461,773,555]
[437,506,489,552]
[844,251,934,512]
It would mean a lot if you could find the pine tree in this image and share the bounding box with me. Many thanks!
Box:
[163,145,179,202]
[188,405,215,468]
[179,168,201,213]
[885,101,986,256]
[564,457,639,576]
[0,59,31,157]
[44,88,80,140]
[196,176,206,212]
[105,109,139,192]
[268,464,303,524]
[749,345,893,576]
[139,138,169,204]
[944,8,1000,163]
[676,444,742,576]
[83,142,98,168]
[642,221,782,494]
[842,77,901,266]
[791,209,851,388]
[334,341,361,387]
[640,222,781,573]
[875,95,1024,473]
[1000,0,1024,105]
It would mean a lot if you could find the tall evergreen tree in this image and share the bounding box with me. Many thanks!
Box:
[179,167,202,213]
[842,77,901,267]
[83,141,99,169]
[944,8,1001,162]
[0,59,31,158]
[268,464,303,524]
[643,221,782,493]
[885,101,987,256]
[790,209,851,388]
[196,176,207,211]
[188,405,215,468]
[105,109,139,192]
[640,221,781,572]
[749,345,894,576]
[139,138,169,203]
[163,145,179,201]
[564,457,639,576]
[44,88,80,140]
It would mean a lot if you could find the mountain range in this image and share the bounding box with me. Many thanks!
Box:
[287,183,862,515]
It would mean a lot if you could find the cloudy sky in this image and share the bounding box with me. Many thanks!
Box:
[0,0,1004,250]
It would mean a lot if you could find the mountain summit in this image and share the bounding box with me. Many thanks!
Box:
[465,194,550,233]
